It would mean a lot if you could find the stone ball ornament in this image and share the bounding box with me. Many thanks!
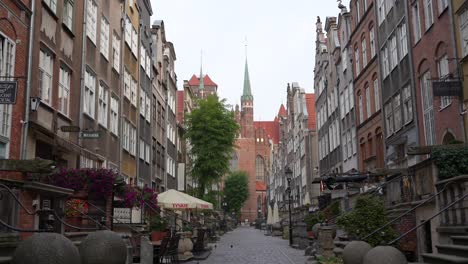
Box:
[12,233,80,264]
[342,241,372,264]
[79,230,127,264]
[363,246,408,264]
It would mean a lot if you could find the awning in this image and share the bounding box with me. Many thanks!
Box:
[157,189,213,210]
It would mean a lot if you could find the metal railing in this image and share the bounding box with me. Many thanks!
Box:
[361,181,454,241]
[387,191,468,245]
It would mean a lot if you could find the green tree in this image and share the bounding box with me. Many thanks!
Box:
[224,171,249,215]
[185,95,239,197]
[337,195,396,247]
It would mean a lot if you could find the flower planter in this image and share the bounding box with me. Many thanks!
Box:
[151,231,168,241]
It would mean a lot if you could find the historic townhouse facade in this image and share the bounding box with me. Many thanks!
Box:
[137,0,153,188]
[335,10,359,173]
[350,0,385,171]
[164,42,177,190]
[409,0,464,149]
[376,0,419,170]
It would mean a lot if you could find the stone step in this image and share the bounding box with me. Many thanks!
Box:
[452,236,468,246]
[422,253,468,264]
[333,247,344,257]
[0,256,11,264]
[64,232,91,241]
[436,244,468,258]
[334,241,349,248]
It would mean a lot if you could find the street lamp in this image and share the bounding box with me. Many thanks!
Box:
[285,166,293,246]
[222,198,228,231]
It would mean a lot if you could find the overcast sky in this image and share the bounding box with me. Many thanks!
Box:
[150,0,349,120]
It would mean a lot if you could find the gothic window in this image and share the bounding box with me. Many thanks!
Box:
[256,156,265,181]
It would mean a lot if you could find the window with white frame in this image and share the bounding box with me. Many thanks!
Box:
[112,33,120,73]
[393,93,402,130]
[340,93,345,119]
[129,124,136,155]
[145,93,151,122]
[146,52,151,78]
[370,26,376,57]
[145,143,150,163]
[363,0,368,12]
[381,46,389,77]
[385,102,394,136]
[86,0,97,44]
[365,85,371,118]
[390,35,398,70]
[131,78,137,106]
[439,0,448,13]
[356,0,361,22]
[362,38,367,67]
[412,3,422,43]
[63,0,74,30]
[140,46,146,69]
[0,35,14,158]
[139,139,145,160]
[398,23,408,60]
[424,0,434,30]
[351,128,357,154]
[355,46,360,75]
[84,70,96,117]
[140,88,145,116]
[438,55,452,108]
[358,93,364,123]
[373,78,380,111]
[98,84,108,127]
[44,0,57,13]
[58,67,71,116]
[122,120,129,150]
[125,16,131,47]
[131,27,138,57]
[460,9,468,57]
[344,86,349,114]
[100,17,110,60]
[420,71,435,145]
[124,70,130,99]
[402,86,413,124]
[110,97,119,135]
[39,50,53,104]
[378,0,386,25]
[347,131,352,158]
[342,49,348,71]
[349,83,354,109]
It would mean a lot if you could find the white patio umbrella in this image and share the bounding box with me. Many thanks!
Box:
[273,203,280,224]
[266,206,273,225]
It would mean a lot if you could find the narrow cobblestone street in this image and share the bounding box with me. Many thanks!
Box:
[187,227,307,264]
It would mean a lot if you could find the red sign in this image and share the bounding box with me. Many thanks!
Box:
[199,205,209,209]
[172,203,188,208]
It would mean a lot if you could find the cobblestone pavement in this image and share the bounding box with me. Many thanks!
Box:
[187,227,307,264]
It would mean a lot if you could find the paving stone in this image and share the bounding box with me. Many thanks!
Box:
[186,226,308,264]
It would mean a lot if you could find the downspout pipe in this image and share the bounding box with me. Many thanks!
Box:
[20,0,36,160]
[78,0,89,161]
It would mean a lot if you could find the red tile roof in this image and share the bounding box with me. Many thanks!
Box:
[254,121,280,144]
[305,93,316,130]
[278,104,287,117]
[177,90,184,124]
[256,181,267,191]
[187,74,218,87]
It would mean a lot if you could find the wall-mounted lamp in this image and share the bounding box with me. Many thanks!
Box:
[30,97,41,112]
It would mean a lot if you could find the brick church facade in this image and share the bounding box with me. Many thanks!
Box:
[233,59,282,222]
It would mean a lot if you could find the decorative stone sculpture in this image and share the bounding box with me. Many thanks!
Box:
[79,231,127,264]
[363,246,408,264]
[342,241,372,264]
[12,233,80,264]
[318,226,335,257]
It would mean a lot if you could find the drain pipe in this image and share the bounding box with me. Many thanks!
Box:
[78,0,89,161]
[20,0,36,160]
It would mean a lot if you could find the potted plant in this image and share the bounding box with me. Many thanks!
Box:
[148,215,168,241]
[305,213,323,239]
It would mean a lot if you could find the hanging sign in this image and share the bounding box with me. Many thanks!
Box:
[0,81,17,104]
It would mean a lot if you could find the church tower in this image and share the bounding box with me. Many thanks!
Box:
[241,58,254,138]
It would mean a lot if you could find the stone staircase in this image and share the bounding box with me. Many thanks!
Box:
[0,233,20,264]
[421,235,468,264]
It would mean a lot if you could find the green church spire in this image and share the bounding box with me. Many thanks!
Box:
[241,58,253,101]
[199,51,204,90]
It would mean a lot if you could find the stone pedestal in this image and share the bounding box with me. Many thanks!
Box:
[318,226,335,257]
[140,236,153,264]
[178,232,194,261]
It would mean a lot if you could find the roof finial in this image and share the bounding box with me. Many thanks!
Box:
[245,36,248,60]
[199,49,204,91]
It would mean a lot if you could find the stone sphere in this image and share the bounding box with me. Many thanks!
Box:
[79,231,127,264]
[12,233,80,264]
[363,246,408,264]
[343,241,372,264]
